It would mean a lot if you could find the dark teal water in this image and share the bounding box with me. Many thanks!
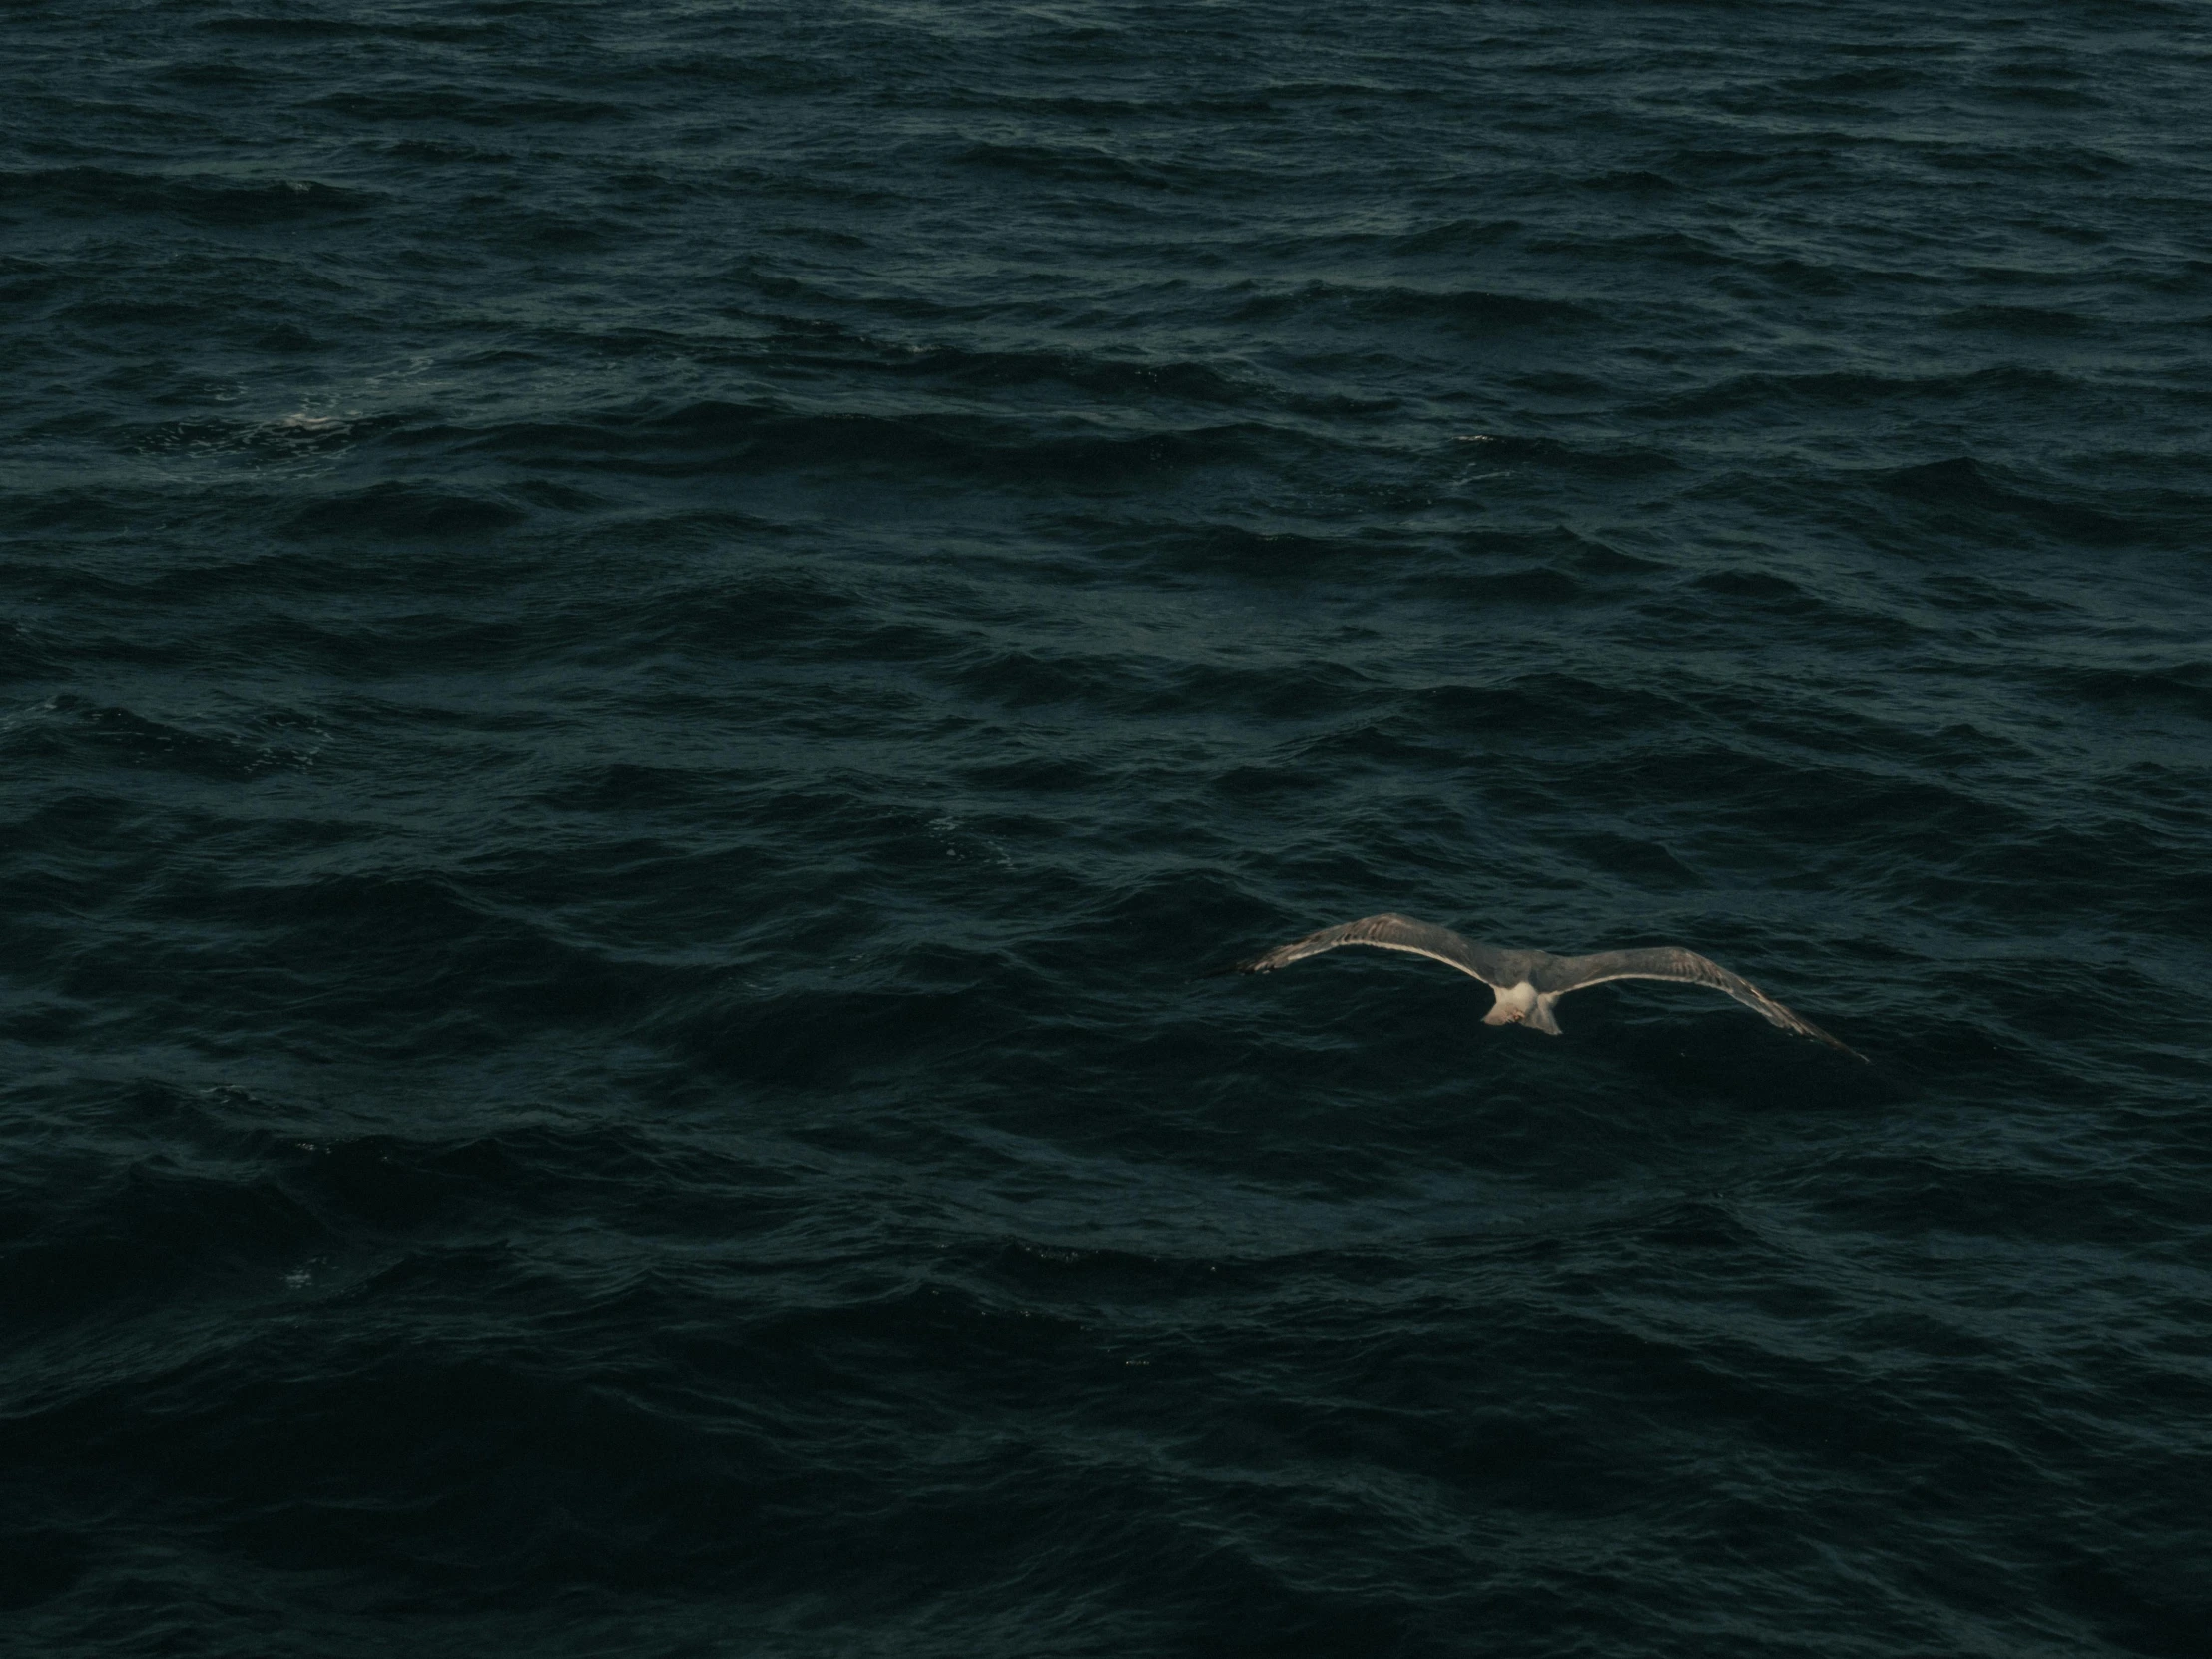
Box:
[6,3,2211,1654]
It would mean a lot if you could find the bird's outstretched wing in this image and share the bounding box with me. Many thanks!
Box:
[1536,947,1863,1059]
[1235,913,1518,989]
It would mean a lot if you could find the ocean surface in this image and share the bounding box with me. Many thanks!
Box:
[5,2,2210,1654]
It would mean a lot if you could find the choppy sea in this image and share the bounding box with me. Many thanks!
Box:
[5,3,2210,1654]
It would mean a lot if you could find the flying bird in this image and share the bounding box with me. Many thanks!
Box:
[1235,913,1862,1059]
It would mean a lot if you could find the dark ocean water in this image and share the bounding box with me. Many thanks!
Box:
[6,1,2212,1653]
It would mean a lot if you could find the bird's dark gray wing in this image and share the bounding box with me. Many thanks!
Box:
[1235,914,1517,989]
[1535,947,1863,1058]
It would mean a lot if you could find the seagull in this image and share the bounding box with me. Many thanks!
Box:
[1235,913,1863,1059]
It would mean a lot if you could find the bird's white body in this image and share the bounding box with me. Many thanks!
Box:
[1481,980,1560,1034]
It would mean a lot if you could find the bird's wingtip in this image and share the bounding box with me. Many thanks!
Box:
[1814,1027,1869,1063]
